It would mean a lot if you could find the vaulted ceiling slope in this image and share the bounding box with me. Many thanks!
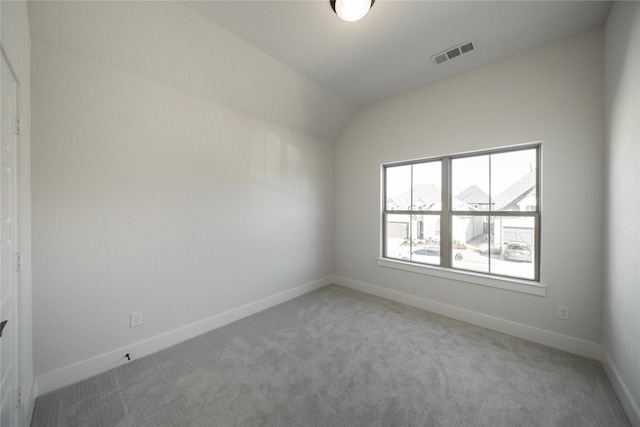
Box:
[29,1,612,141]
[184,1,612,107]
[27,1,356,142]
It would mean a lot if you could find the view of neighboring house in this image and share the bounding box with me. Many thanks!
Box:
[455,185,494,211]
[386,183,442,243]
[387,183,441,211]
[386,170,537,250]
[453,186,490,245]
[494,170,537,246]
[494,170,536,211]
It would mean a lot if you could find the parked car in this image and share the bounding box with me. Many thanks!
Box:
[400,246,440,264]
[503,241,532,262]
[412,247,441,263]
[399,246,463,265]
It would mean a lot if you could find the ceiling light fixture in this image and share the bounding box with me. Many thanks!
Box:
[330,0,375,22]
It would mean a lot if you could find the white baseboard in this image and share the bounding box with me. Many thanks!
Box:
[35,277,332,396]
[333,275,601,360]
[601,348,640,427]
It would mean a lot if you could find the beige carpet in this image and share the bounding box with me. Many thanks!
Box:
[31,285,630,426]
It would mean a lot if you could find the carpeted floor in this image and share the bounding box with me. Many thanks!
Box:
[31,285,630,426]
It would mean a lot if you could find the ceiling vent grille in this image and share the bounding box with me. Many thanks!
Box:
[431,40,476,66]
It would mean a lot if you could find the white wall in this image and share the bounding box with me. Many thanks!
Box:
[334,30,605,356]
[0,0,35,424]
[27,1,355,143]
[603,2,640,425]
[31,5,335,393]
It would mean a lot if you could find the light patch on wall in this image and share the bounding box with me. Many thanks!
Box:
[287,144,309,199]
[287,145,301,195]
[250,125,282,187]
[265,132,281,187]
[250,127,266,181]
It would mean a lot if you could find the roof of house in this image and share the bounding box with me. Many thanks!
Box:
[494,170,536,211]
[388,172,537,213]
[390,183,441,210]
[389,183,477,212]
[455,185,492,205]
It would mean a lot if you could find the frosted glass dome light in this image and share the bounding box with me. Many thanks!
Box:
[331,0,375,22]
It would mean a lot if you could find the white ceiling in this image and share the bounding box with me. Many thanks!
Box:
[184,0,612,107]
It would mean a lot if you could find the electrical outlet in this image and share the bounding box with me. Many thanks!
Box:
[557,305,570,320]
[130,311,142,327]
[347,262,352,271]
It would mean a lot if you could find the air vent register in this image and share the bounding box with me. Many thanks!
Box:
[431,41,476,66]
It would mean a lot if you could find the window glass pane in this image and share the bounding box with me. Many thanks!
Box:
[408,215,440,265]
[385,214,411,260]
[452,215,489,273]
[412,162,441,211]
[452,155,490,211]
[490,216,535,279]
[411,214,440,243]
[492,149,537,212]
[412,246,441,265]
[386,165,411,210]
[416,214,440,263]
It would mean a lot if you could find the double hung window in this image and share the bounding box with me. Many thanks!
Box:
[383,145,540,281]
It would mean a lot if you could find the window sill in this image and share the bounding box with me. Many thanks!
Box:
[376,258,546,296]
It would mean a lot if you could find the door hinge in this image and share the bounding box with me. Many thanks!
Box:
[16,388,22,406]
[15,116,21,135]
[15,253,22,271]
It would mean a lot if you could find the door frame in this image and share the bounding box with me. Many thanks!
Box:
[0,43,23,427]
